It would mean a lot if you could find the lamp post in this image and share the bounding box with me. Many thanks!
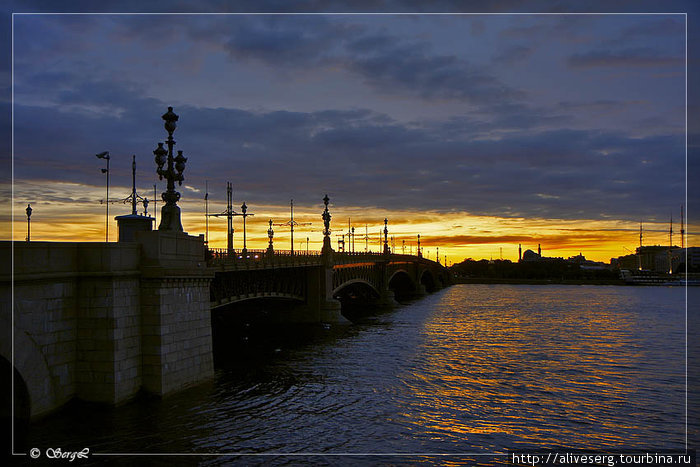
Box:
[437,246,440,264]
[417,234,422,258]
[383,218,389,254]
[96,151,110,241]
[240,202,254,256]
[267,219,275,255]
[25,204,32,242]
[153,106,187,232]
[321,194,332,254]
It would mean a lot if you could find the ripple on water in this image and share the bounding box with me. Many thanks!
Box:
[24,284,689,460]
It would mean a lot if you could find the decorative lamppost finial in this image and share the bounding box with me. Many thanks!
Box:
[154,106,187,232]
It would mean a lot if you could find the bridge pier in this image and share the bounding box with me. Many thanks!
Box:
[2,232,215,420]
[377,289,399,307]
[137,231,214,396]
[319,261,349,324]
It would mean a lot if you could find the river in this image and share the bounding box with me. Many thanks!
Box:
[23,284,696,465]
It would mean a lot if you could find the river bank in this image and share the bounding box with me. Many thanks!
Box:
[454,277,628,285]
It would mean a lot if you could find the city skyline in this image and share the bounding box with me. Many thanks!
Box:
[3,7,696,263]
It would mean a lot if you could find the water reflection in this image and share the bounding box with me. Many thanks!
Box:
[396,285,686,450]
[24,285,689,464]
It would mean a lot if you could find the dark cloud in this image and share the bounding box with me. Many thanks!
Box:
[568,47,684,69]
[9,79,686,224]
[493,45,534,64]
[3,7,694,240]
[192,17,525,104]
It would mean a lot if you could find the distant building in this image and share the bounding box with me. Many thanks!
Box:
[521,249,540,262]
[520,248,562,262]
[612,246,698,273]
[567,253,609,270]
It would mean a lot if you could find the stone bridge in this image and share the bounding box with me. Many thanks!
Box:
[2,234,451,425]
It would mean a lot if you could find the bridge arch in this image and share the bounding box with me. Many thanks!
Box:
[0,312,55,420]
[419,269,438,293]
[388,269,418,301]
[332,279,380,300]
[211,292,306,310]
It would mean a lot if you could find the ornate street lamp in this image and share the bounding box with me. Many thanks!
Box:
[240,202,254,256]
[437,246,440,264]
[267,219,275,254]
[153,106,187,232]
[417,234,422,258]
[321,194,332,254]
[96,151,110,241]
[383,218,390,254]
[25,204,32,242]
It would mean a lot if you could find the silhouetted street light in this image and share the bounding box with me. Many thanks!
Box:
[267,219,275,254]
[383,218,389,254]
[321,194,332,254]
[240,202,254,255]
[25,204,32,242]
[153,106,187,232]
[417,234,422,258]
[95,151,110,241]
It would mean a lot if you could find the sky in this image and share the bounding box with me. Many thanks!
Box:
[1,1,698,263]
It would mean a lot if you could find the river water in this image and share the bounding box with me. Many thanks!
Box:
[24,285,696,465]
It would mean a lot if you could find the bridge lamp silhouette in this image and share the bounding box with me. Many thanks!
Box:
[25,204,32,242]
[239,202,254,256]
[267,219,275,254]
[153,106,187,232]
[383,218,390,254]
[95,151,110,241]
[321,194,332,254]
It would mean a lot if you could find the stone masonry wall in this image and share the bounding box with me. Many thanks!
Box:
[141,277,213,395]
[1,234,213,419]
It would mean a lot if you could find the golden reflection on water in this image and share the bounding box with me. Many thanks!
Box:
[394,285,685,450]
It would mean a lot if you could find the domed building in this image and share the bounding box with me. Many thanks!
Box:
[521,249,541,262]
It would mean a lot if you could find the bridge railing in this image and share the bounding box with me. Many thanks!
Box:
[207,248,323,268]
[207,248,446,269]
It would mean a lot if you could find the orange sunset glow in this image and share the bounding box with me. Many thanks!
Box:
[6,179,693,265]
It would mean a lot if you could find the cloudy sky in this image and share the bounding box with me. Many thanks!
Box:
[1,1,698,262]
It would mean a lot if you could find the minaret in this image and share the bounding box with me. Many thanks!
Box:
[538,244,541,257]
[518,244,522,261]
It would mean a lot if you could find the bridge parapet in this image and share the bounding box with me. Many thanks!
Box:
[207,248,322,270]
